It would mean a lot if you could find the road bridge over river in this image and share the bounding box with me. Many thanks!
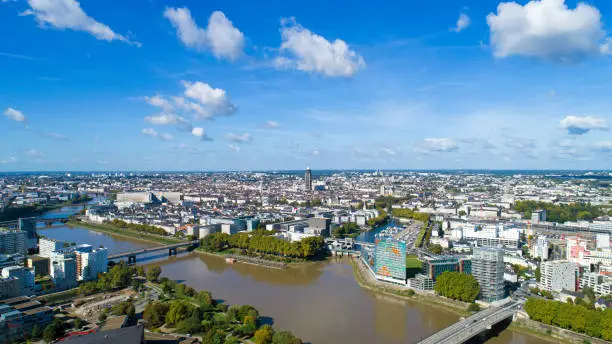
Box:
[417,299,522,344]
[108,240,199,264]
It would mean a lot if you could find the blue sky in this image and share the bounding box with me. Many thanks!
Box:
[1,0,612,171]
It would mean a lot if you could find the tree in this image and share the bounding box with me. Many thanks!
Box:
[434,272,480,303]
[467,303,480,312]
[73,318,84,330]
[43,319,65,343]
[428,244,443,255]
[166,301,194,326]
[458,210,466,217]
[143,301,170,328]
[31,324,42,339]
[136,266,146,277]
[254,325,274,344]
[272,331,303,344]
[147,265,162,282]
[535,267,541,282]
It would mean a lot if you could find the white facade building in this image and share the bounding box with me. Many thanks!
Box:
[39,238,65,258]
[74,245,108,281]
[49,250,78,290]
[534,236,549,260]
[1,266,34,295]
[540,261,578,293]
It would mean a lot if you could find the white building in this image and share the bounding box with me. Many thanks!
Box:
[39,238,65,258]
[49,250,78,290]
[1,266,35,295]
[534,236,549,260]
[596,234,610,250]
[540,261,578,293]
[74,245,108,281]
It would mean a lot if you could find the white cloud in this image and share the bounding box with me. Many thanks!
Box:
[226,132,251,143]
[311,150,320,156]
[21,0,138,45]
[181,81,236,118]
[452,13,471,32]
[228,144,240,152]
[144,95,173,112]
[594,141,612,153]
[144,113,191,128]
[417,138,459,153]
[265,120,280,129]
[25,149,44,158]
[486,0,606,63]
[191,127,212,141]
[4,108,26,122]
[164,8,244,60]
[559,115,608,135]
[44,132,69,141]
[142,128,173,141]
[381,147,396,156]
[0,157,17,164]
[276,17,365,77]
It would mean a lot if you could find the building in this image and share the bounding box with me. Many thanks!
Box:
[49,250,78,290]
[0,229,27,256]
[596,234,610,250]
[472,247,505,302]
[534,236,549,261]
[1,266,34,295]
[531,209,546,223]
[305,167,312,191]
[39,237,65,258]
[74,245,108,281]
[18,218,38,251]
[0,278,20,300]
[26,256,50,276]
[540,260,578,293]
[421,256,471,281]
[0,296,54,343]
[374,239,407,284]
[566,236,590,264]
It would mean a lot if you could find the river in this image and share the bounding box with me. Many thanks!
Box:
[37,204,550,344]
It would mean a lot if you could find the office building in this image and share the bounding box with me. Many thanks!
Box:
[74,245,108,281]
[0,278,20,300]
[18,218,38,251]
[596,234,610,250]
[0,229,27,256]
[421,256,471,281]
[305,167,312,191]
[0,296,54,343]
[472,247,505,302]
[39,237,65,258]
[540,261,578,293]
[534,236,549,261]
[531,209,546,223]
[49,250,78,290]
[26,256,50,276]
[1,266,34,295]
[374,239,407,284]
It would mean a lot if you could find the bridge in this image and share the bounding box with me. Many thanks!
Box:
[108,240,199,264]
[417,299,521,344]
[0,217,70,228]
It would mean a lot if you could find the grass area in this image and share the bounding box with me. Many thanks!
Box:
[66,220,182,245]
[406,254,422,278]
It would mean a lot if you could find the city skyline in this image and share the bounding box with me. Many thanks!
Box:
[2,0,612,171]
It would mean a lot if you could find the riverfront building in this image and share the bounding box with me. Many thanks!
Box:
[374,239,407,284]
[18,218,38,251]
[472,247,505,302]
[0,229,27,256]
[74,244,108,281]
[49,250,78,290]
[422,256,472,281]
[39,237,65,258]
[540,260,578,293]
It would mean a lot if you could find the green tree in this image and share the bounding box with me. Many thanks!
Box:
[254,325,274,344]
[272,331,303,344]
[73,318,84,330]
[166,301,194,326]
[31,324,42,339]
[136,266,146,277]
[428,244,443,255]
[143,301,170,328]
[434,272,480,303]
[535,267,541,282]
[147,265,162,282]
[43,319,65,343]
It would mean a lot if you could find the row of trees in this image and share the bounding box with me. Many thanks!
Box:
[105,219,168,235]
[143,278,302,344]
[524,298,612,340]
[391,208,430,223]
[78,263,162,296]
[201,232,328,260]
[433,271,481,303]
[367,208,387,227]
[513,201,603,223]
[332,222,360,238]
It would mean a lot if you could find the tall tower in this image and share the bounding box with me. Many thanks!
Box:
[305,167,312,191]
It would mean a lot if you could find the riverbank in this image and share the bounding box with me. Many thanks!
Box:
[349,257,470,316]
[0,195,92,222]
[509,318,608,344]
[66,220,182,245]
[194,247,328,269]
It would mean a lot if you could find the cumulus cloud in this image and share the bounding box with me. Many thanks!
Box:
[181,81,236,118]
[276,17,365,77]
[4,108,26,122]
[265,120,280,129]
[143,95,173,112]
[486,0,606,63]
[21,0,138,45]
[226,132,251,143]
[452,13,471,32]
[228,144,240,152]
[191,127,212,141]
[164,8,244,60]
[142,128,173,141]
[144,113,192,129]
[559,115,608,135]
[25,149,44,158]
[417,138,459,153]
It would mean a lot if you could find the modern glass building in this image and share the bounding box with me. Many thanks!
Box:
[374,239,407,284]
[472,247,505,302]
[422,256,472,281]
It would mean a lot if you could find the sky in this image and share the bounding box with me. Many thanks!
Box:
[1,0,612,171]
